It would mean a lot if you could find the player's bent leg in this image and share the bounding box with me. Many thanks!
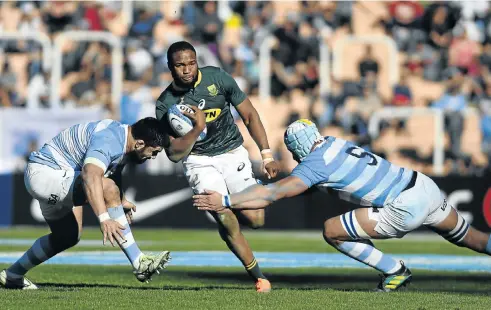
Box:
[323,208,411,292]
[1,208,82,290]
[186,157,270,292]
[427,206,491,254]
[102,178,170,283]
[211,210,271,292]
[223,147,265,230]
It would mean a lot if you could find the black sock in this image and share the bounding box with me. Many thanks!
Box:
[245,258,266,280]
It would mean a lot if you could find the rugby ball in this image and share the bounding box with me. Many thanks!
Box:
[167,104,207,141]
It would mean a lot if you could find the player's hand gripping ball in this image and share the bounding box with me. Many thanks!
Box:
[167,104,207,141]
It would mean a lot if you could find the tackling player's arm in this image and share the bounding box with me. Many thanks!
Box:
[193,176,309,212]
[157,102,205,163]
[81,163,108,217]
[84,134,125,245]
[220,69,279,178]
[108,165,136,224]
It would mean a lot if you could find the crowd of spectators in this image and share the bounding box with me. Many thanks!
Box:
[0,1,490,175]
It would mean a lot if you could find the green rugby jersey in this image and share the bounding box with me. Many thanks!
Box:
[156,66,247,156]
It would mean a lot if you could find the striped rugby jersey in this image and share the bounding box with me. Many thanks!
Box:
[291,136,413,207]
[29,119,128,176]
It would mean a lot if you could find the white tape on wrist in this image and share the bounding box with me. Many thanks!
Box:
[261,149,274,160]
[98,212,111,223]
[262,158,275,164]
[222,195,232,208]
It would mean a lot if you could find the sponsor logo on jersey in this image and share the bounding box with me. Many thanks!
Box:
[198,99,206,109]
[207,84,218,97]
[203,109,221,122]
[237,162,245,171]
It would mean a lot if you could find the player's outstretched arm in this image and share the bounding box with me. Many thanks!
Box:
[165,106,205,162]
[193,176,308,212]
[235,99,279,179]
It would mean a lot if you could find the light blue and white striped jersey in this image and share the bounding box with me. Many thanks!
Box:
[29,119,128,175]
[291,136,413,207]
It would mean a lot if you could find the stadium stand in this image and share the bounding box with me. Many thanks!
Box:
[0,1,490,176]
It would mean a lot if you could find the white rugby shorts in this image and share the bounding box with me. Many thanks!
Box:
[369,172,451,238]
[183,145,258,195]
[24,162,80,220]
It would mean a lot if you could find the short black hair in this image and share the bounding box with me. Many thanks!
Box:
[167,41,196,65]
[130,117,166,147]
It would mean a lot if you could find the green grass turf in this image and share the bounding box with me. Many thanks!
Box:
[1,227,491,309]
[1,265,490,309]
[0,227,482,255]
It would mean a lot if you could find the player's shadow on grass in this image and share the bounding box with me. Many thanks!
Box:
[178,270,491,294]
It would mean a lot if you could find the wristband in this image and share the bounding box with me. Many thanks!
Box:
[222,195,232,208]
[98,212,111,223]
[262,158,275,164]
[260,149,272,159]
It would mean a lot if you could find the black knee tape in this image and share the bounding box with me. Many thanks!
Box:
[441,214,470,245]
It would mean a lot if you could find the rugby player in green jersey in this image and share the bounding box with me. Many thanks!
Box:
[156,41,279,292]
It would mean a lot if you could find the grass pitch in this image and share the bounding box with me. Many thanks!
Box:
[1,227,491,309]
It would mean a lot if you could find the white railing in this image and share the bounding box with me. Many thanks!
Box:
[319,35,331,97]
[49,31,123,117]
[121,0,133,25]
[0,31,52,71]
[368,107,479,176]
[333,35,399,86]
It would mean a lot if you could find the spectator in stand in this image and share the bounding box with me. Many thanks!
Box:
[378,1,426,52]
[317,75,346,128]
[422,3,460,80]
[406,38,441,81]
[312,2,341,33]
[358,45,379,79]
[342,79,383,136]
[390,69,413,132]
[449,27,481,76]
[194,1,223,52]
[0,62,20,107]
[129,7,162,47]
[480,40,491,70]
[478,83,491,171]
[42,1,80,35]
[432,67,472,174]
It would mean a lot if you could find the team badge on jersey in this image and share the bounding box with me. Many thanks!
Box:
[207,84,218,97]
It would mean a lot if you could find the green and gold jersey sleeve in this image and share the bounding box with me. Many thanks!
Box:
[218,68,247,107]
[156,91,174,121]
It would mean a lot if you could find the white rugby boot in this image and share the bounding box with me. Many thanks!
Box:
[134,251,171,283]
[0,269,38,290]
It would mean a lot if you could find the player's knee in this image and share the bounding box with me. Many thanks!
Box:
[247,212,265,230]
[50,225,80,251]
[323,218,342,241]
